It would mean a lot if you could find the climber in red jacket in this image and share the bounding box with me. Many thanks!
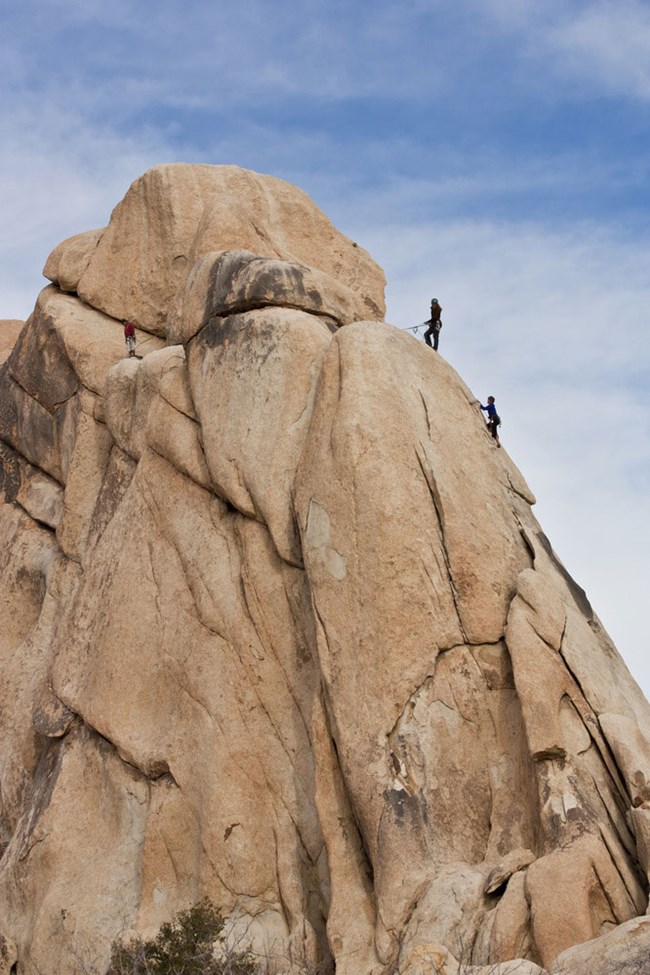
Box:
[123,320,136,357]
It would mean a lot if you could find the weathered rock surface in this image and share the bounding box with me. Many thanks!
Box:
[45,164,386,336]
[550,915,650,974]
[167,249,373,345]
[0,320,24,366]
[43,228,104,293]
[1,164,650,975]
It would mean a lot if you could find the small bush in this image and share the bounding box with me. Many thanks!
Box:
[107,899,257,975]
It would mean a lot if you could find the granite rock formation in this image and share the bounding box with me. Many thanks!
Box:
[0,164,649,975]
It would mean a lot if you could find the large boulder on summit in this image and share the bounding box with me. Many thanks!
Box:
[44,164,386,336]
[167,248,372,344]
[2,163,650,975]
[43,228,104,294]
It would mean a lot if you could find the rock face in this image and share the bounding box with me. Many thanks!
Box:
[43,163,386,336]
[1,164,649,975]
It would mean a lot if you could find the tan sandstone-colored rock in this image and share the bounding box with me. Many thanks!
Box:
[2,165,650,975]
[293,322,539,962]
[69,164,386,335]
[0,367,80,484]
[550,914,650,974]
[400,942,460,975]
[470,965,545,975]
[0,933,17,975]
[187,305,333,565]
[1,441,64,529]
[484,849,537,895]
[43,227,104,293]
[0,723,150,974]
[168,249,372,345]
[0,320,24,366]
[103,347,211,493]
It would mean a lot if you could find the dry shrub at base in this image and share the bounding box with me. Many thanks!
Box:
[107,899,258,975]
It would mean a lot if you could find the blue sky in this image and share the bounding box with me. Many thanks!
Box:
[1,0,649,694]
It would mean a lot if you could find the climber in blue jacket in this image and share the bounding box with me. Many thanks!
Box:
[480,396,501,447]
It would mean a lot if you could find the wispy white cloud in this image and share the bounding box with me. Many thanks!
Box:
[5,0,650,131]
[0,1,469,114]
[547,1,650,99]
[479,0,650,101]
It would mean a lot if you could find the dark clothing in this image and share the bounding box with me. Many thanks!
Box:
[424,321,441,350]
[424,303,442,350]
[123,321,136,338]
[480,402,497,419]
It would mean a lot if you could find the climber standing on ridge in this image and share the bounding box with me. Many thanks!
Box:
[123,319,136,358]
[424,298,443,351]
[480,396,501,447]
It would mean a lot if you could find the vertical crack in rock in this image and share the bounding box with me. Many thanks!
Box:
[591,776,636,856]
[310,599,334,681]
[273,827,292,932]
[235,543,312,742]
[13,737,65,863]
[596,822,647,913]
[327,338,344,465]
[556,632,631,810]
[414,444,468,643]
[519,525,537,565]
[418,388,433,439]
[316,686,376,901]
[591,859,624,924]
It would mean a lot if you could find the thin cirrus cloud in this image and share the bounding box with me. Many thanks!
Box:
[479,0,650,100]
[1,2,525,113]
[2,2,411,107]
[549,3,650,99]
[6,0,650,112]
